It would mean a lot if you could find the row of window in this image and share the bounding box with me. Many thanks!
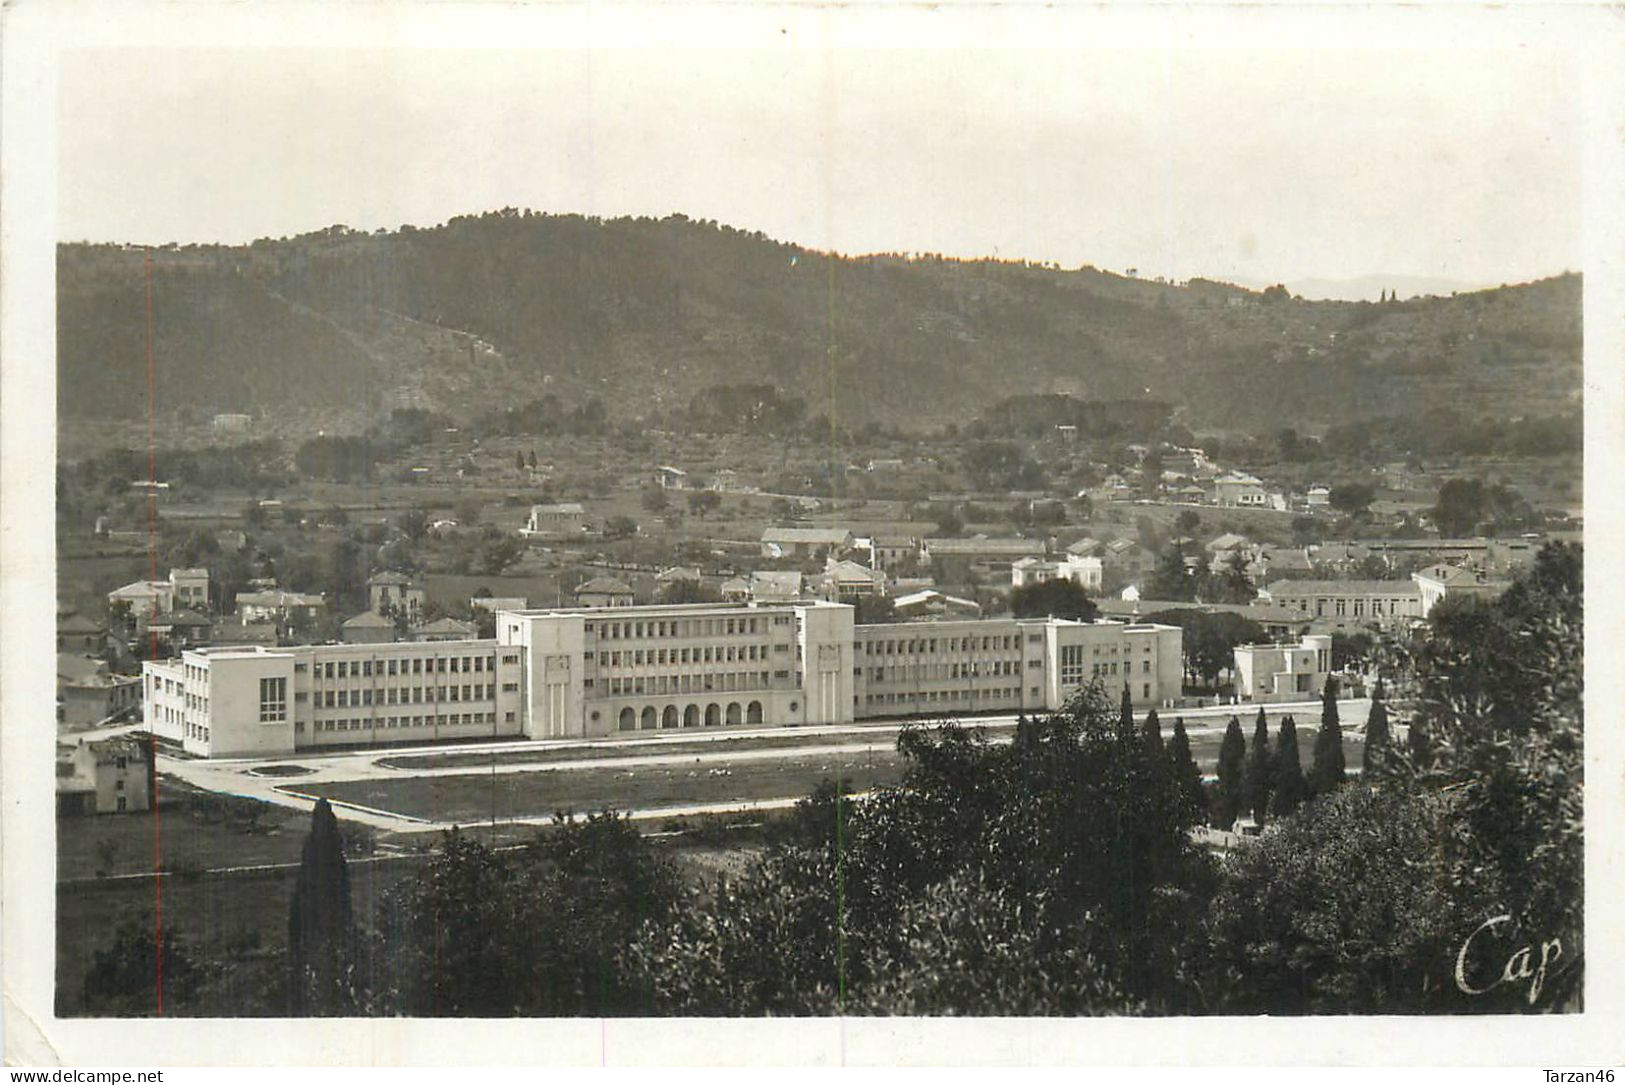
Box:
[310,654,498,680]
[860,660,1023,683]
[864,687,1026,705]
[595,642,781,668]
[315,711,511,733]
[317,683,498,708]
[1279,597,1412,618]
[596,670,781,697]
[587,614,783,640]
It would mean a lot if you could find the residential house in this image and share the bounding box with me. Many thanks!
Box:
[1010,554,1103,592]
[169,568,211,611]
[654,466,691,490]
[749,570,805,603]
[1233,634,1334,703]
[819,559,887,602]
[369,571,426,621]
[1100,537,1158,586]
[760,527,855,560]
[210,619,280,647]
[57,611,105,654]
[234,589,328,627]
[893,589,983,621]
[656,566,703,586]
[1212,472,1269,507]
[866,535,919,572]
[56,736,154,816]
[1246,546,1315,582]
[147,608,213,650]
[1412,563,1512,617]
[341,610,398,645]
[1305,485,1331,508]
[574,576,636,608]
[1206,533,1252,555]
[413,617,480,642]
[522,503,586,538]
[718,577,751,603]
[107,579,175,621]
[1065,537,1103,558]
[57,653,142,730]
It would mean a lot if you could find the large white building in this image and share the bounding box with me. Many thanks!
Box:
[1232,634,1334,703]
[143,601,1183,758]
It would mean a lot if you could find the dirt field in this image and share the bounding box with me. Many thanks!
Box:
[294,749,905,824]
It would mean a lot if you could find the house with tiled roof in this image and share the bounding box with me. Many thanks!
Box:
[1261,578,1423,630]
[574,576,635,608]
[1412,562,1512,617]
[760,527,855,559]
[342,609,398,645]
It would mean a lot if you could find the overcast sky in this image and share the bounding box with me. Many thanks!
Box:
[57,41,1582,296]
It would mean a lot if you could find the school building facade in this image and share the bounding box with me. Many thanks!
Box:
[144,601,1183,758]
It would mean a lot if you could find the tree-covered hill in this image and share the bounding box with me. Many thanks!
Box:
[57,212,1582,434]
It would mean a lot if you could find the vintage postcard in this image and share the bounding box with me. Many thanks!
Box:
[3,0,1622,1069]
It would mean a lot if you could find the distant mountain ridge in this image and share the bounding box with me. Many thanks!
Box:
[57,212,1582,435]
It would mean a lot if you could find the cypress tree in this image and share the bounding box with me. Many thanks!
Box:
[1215,716,1247,830]
[1270,715,1309,818]
[1244,706,1273,827]
[1141,707,1165,757]
[1310,677,1347,796]
[1364,680,1391,777]
[1167,717,1206,828]
[1117,684,1136,746]
[289,798,354,1014]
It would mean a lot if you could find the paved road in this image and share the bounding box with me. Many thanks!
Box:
[153,699,1370,833]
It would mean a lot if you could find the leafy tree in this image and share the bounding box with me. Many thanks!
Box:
[1148,544,1194,601]
[1010,578,1098,622]
[1214,717,1247,829]
[603,515,637,540]
[1309,677,1347,796]
[1269,716,1309,818]
[641,487,669,514]
[82,911,202,1015]
[515,450,526,471]
[852,594,898,624]
[1214,549,1255,604]
[1174,509,1201,535]
[288,798,356,1015]
[687,491,721,519]
[1330,482,1375,517]
[374,816,682,1016]
[657,578,720,605]
[1202,786,1458,1013]
[480,536,524,577]
[1332,630,1376,672]
[1395,542,1584,1010]
[1244,707,1273,826]
[856,873,1138,1015]
[630,692,1216,1014]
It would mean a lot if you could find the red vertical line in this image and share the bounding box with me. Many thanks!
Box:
[144,247,164,1015]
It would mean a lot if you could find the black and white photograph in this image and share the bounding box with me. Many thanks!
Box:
[3,0,1622,1069]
